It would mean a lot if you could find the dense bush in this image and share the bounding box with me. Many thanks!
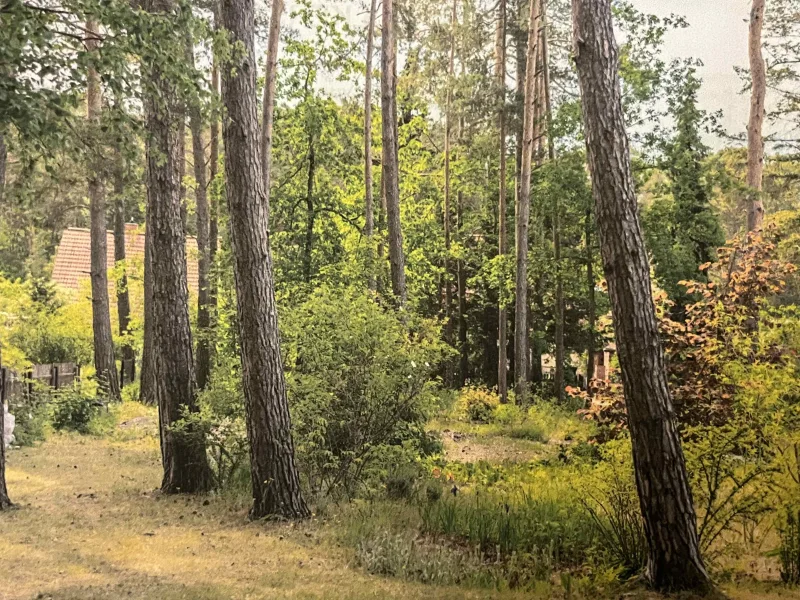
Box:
[50,384,101,433]
[282,286,449,498]
[458,386,500,423]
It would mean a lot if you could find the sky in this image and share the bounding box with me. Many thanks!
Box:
[633,0,753,144]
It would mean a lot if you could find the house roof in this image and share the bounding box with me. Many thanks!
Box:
[52,226,199,294]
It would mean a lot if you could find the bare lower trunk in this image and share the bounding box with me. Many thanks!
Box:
[747,0,766,232]
[0,351,11,509]
[142,0,212,494]
[382,0,407,306]
[220,0,309,519]
[365,0,377,290]
[187,39,213,391]
[260,0,283,224]
[0,132,6,202]
[572,0,711,591]
[457,189,468,386]
[496,0,509,403]
[140,211,156,405]
[113,161,135,386]
[209,52,220,368]
[515,0,542,403]
[87,19,120,402]
[585,207,596,390]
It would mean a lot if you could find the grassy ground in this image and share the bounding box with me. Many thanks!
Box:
[1,413,798,599]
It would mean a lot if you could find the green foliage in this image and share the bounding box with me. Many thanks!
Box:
[283,286,449,498]
[458,386,500,424]
[50,383,101,434]
[778,506,800,584]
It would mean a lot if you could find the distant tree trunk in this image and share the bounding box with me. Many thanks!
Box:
[142,0,212,494]
[187,38,213,392]
[260,0,283,224]
[584,207,596,390]
[364,0,377,290]
[382,0,407,306]
[86,19,121,402]
[140,212,156,406]
[572,0,711,591]
[0,132,6,202]
[113,159,135,386]
[747,0,766,232]
[457,188,468,386]
[208,51,220,368]
[0,351,11,509]
[303,134,316,283]
[220,0,310,520]
[515,0,541,403]
[442,0,457,385]
[496,0,509,403]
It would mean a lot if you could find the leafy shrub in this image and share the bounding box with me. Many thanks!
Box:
[7,388,49,446]
[458,386,500,423]
[492,403,521,425]
[282,286,448,498]
[778,506,800,584]
[50,384,101,433]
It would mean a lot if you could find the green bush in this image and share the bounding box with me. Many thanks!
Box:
[778,505,800,584]
[7,392,49,446]
[50,384,101,433]
[282,286,449,498]
[458,386,500,423]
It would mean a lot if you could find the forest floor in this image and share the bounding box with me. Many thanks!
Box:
[1,417,799,599]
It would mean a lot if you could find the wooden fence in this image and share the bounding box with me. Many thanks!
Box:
[0,363,81,402]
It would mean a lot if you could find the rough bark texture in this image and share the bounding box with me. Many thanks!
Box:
[747,0,766,232]
[381,0,407,306]
[220,0,310,520]
[113,161,135,385]
[0,351,11,509]
[572,0,711,591]
[515,0,541,402]
[87,20,121,402]
[457,188,469,386]
[209,53,220,367]
[187,40,212,392]
[142,0,212,494]
[585,207,596,388]
[496,0,509,403]
[443,0,457,361]
[364,0,377,290]
[0,132,6,202]
[260,0,283,223]
[140,211,156,406]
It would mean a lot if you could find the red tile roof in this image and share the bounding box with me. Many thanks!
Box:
[52,226,199,294]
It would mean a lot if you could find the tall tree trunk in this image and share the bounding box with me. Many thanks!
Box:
[220,0,310,520]
[113,159,135,386]
[140,210,156,405]
[187,38,213,391]
[584,207,596,391]
[515,0,541,403]
[747,0,766,233]
[303,134,316,283]
[260,0,283,224]
[572,0,711,591]
[442,0,457,383]
[141,0,212,494]
[496,0,509,403]
[86,19,121,402]
[0,351,11,510]
[541,7,563,403]
[382,0,407,306]
[457,188,468,386]
[208,48,220,371]
[0,132,6,202]
[364,0,377,290]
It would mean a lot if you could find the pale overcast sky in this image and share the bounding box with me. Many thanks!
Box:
[633,0,753,144]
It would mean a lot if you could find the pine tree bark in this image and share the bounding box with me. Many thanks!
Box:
[113,159,135,386]
[220,0,310,520]
[140,211,156,406]
[0,132,6,202]
[443,0,457,364]
[747,0,766,232]
[87,19,121,402]
[585,207,596,390]
[365,0,377,290]
[187,38,213,391]
[382,0,407,306]
[0,350,11,510]
[572,0,711,591]
[457,187,469,386]
[496,0,509,403]
[208,49,220,365]
[141,0,212,494]
[260,0,283,224]
[515,0,541,403]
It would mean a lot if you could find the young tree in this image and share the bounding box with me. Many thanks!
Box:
[748,0,766,232]
[496,0,509,403]
[260,0,283,223]
[364,0,377,290]
[141,0,212,493]
[382,0,407,306]
[515,0,542,402]
[220,0,310,519]
[0,352,11,509]
[112,156,135,385]
[572,0,711,591]
[86,19,121,402]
